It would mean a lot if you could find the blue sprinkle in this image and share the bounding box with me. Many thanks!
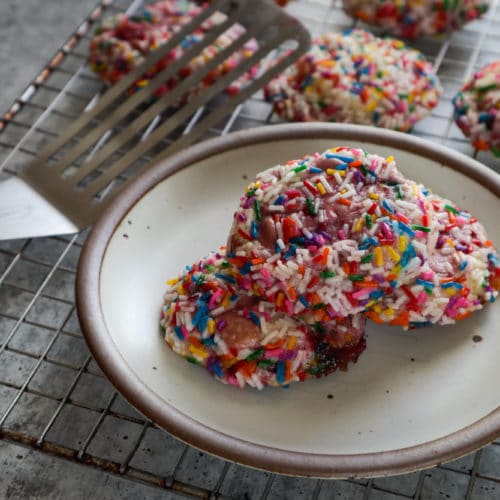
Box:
[441,282,464,289]
[401,245,416,267]
[416,278,434,288]
[382,199,395,214]
[274,194,286,205]
[359,236,379,250]
[398,222,415,237]
[283,245,297,260]
[249,311,260,326]
[251,221,259,239]
[276,361,285,384]
[309,167,323,173]
[240,261,252,275]
[325,153,354,163]
[174,326,184,340]
[459,261,468,271]
[215,273,236,284]
[212,362,223,378]
[201,336,216,346]
[369,290,384,300]
[298,296,311,308]
[390,280,398,288]
[488,253,500,266]
[230,294,239,302]
[373,111,380,123]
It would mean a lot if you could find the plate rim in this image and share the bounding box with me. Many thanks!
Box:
[76,123,500,478]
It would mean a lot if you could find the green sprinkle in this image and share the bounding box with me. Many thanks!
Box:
[253,199,262,221]
[411,224,431,233]
[312,303,326,310]
[196,274,205,286]
[187,357,199,365]
[246,188,256,198]
[365,215,372,229]
[348,274,364,282]
[491,145,500,157]
[361,164,369,176]
[257,359,274,368]
[221,261,230,268]
[395,185,403,200]
[293,164,307,173]
[320,270,336,279]
[204,264,214,272]
[306,198,318,216]
[445,204,459,215]
[361,253,374,263]
[246,348,264,361]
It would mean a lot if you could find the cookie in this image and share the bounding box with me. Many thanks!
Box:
[453,61,500,156]
[227,146,500,329]
[264,29,441,131]
[343,0,490,39]
[89,0,259,97]
[160,250,366,388]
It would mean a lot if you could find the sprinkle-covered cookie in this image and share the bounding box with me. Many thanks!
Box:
[89,0,259,97]
[227,146,500,330]
[160,250,366,389]
[343,0,490,39]
[453,61,500,156]
[264,29,441,131]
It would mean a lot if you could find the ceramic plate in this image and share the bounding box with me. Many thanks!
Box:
[76,124,500,478]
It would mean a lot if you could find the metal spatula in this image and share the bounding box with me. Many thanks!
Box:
[0,0,310,241]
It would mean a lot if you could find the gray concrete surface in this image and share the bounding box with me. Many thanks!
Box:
[0,0,98,116]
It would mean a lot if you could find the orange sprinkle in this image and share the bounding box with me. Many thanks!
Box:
[473,139,490,151]
[251,257,265,265]
[390,310,409,327]
[349,160,363,167]
[276,291,285,307]
[338,198,352,206]
[322,247,330,265]
[343,262,351,275]
[298,264,305,276]
[265,338,286,350]
[485,240,493,247]
[365,311,385,324]
[287,287,297,301]
[287,336,297,350]
[188,336,203,348]
[354,281,378,288]
[455,311,471,321]
[285,360,292,382]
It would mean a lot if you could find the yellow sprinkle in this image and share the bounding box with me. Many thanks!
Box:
[354,217,363,232]
[385,245,401,262]
[375,247,384,267]
[136,79,148,87]
[368,192,379,200]
[317,182,327,195]
[337,170,346,177]
[398,235,407,253]
[287,336,297,350]
[384,308,395,318]
[386,155,395,164]
[393,263,402,275]
[373,304,382,314]
[188,345,208,359]
[329,147,340,152]
[365,300,377,309]
[207,318,215,335]
[318,59,335,67]
[177,284,186,295]
[412,184,418,197]
[326,168,335,176]
[167,277,179,285]
[365,100,377,112]
[445,288,456,296]
[222,292,231,308]
[340,188,348,195]
[446,238,455,247]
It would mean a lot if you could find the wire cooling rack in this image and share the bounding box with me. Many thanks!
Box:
[0,0,499,498]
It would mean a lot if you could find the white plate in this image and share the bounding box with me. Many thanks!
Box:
[76,124,500,478]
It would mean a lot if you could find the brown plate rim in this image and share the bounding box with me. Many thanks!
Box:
[76,123,500,478]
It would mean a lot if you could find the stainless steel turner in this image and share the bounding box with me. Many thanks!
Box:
[0,0,310,241]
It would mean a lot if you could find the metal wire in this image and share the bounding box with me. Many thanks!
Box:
[0,0,499,498]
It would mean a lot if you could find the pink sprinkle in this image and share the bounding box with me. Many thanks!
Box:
[260,267,273,286]
[380,222,393,240]
[227,375,240,387]
[338,230,346,240]
[420,271,434,280]
[417,291,427,304]
[209,289,223,309]
[264,348,285,359]
[181,325,188,339]
[352,289,371,300]
[284,299,294,315]
[414,230,428,239]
